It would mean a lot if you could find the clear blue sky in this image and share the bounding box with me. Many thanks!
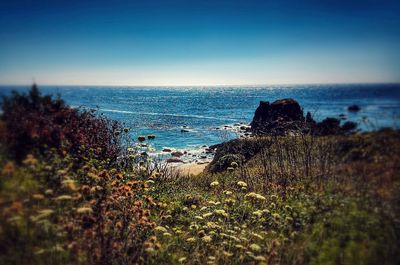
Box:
[0,0,399,85]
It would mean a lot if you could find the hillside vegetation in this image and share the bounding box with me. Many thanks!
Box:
[0,86,399,265]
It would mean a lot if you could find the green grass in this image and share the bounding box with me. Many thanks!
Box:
[1,130,399,264]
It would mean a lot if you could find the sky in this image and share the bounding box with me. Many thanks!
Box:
[0,0,399,86]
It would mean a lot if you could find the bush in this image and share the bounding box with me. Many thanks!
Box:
[1,84,122,163]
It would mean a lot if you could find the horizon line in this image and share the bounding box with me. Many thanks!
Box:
[0,81,399,88]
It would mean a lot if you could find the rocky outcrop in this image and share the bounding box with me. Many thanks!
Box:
[171,151,184,157]
[250,99,312,135]
[250,99,357,136]
[348,105,361,112]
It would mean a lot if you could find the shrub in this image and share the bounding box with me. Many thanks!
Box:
[1,84,122,164]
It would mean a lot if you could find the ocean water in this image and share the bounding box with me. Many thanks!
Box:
[1,84,399,153]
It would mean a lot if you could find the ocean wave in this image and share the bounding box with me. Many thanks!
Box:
[100,108,239,122]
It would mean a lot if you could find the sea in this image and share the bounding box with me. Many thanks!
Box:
[1,84,399,156]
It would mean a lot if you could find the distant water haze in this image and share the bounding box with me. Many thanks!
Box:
[0,84,399,151]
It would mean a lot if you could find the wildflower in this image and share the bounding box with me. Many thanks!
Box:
[262,209,270,214]
[208,256,216,260]
[272,213,281,220]
[245,192,266,202]
[62,179,77,191]
[271,194,278,200]
[235,244,246,250]
[284,205,293,212]
[200,206,208,211]
[227,167,235,171]
[223,251,233,257]
[251,232,264,240]
[224,198,235,207]
[237,181,247,188]
[155,226,168,233]
[76,207,93,214]
[145,247,155,253]
[210,181,219,188]
[189,224,199,230]
[198,230,206,237]
[32,194,45,200]
[228,235,240,242]
[202,235,212,243]
[206,222,220,229]
[285,216,294,223]
[230,161,238,168]
[186,237,196,243]
[202,212,213,218]
[252,210,263,217]
[223,190,233,196]
[207,200,220,206]
[31,209,54,222]
[255,256,266,261]
[178,257,187,263]
[145,180,155,185]
[249,243,261,252]
[191,204,197,209]
[2,161,15,175]
[214,209,228,217]
[194,215,204,220]
[220,233,229,238]
[127,147,134,152]
[22,154,38,167]
[163,232,172,237]
[55,195,72,201]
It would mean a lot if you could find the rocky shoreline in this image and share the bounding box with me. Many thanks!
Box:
[134,98,362,171]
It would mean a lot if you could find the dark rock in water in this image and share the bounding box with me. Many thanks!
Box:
[339,114,347,120]
[341,121,357,132]
[140,152,148,156]
[306,112,315,124]
[313,118,342,135]
[250,99,310,135]
[163,148,172,152]
[171,151,184,157]
[147,135,156,140]
[138,136,146,142]
[249,98,357,136]
[200,155,207,159]
[348,105,361,112]
[181,129,190,132]
[312,118,357,135]
[166,158,184,163]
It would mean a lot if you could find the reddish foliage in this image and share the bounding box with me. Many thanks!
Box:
[1,84,122,163]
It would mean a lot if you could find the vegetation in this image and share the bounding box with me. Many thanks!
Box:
[0,86,399,264]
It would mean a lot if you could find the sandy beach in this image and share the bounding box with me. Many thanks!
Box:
[175,162,209,176]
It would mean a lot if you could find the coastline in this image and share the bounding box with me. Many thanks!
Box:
[175,162,209,176]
